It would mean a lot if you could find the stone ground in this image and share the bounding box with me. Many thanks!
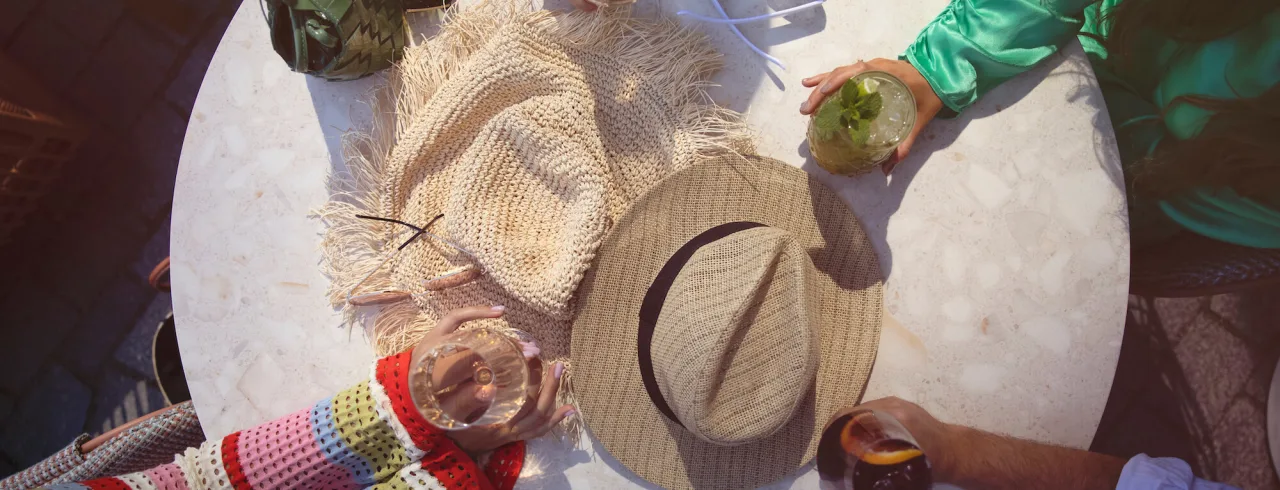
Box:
[0,0,1276,487]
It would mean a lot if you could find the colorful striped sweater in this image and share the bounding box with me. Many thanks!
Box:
[39,350,524,490]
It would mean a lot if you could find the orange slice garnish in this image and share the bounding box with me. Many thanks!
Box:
[860,448,924,466]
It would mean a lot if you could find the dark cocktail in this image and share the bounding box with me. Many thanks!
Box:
[817,409,933,490]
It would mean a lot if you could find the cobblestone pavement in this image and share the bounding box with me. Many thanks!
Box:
[0,0,1276,487]
[1091,291,1280,489]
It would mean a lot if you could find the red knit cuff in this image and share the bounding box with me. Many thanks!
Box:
[81,477,131,490]
[485,441,526,490]
[375,350,449,451]
[377,350,495,490]
[221,431,252,490]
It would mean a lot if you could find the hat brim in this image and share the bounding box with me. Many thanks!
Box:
[571,154,884,490]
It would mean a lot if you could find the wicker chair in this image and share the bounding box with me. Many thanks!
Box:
[1130,232,1280,297]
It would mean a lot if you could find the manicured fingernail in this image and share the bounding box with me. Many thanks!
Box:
[554,362,564,379]
[565,409,577,418]
[492,305,505,312]
[520,341,540,359]
[799,101,809,113]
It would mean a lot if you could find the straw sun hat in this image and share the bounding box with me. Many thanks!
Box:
[570,154,884,490]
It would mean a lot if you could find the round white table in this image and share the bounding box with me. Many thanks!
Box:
[171,0,1130,487]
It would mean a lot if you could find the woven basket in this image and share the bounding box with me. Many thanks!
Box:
[0,54,87,246]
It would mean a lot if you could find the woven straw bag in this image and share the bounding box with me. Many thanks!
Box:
[0,402,204,490]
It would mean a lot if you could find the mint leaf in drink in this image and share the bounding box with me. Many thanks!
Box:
[847,117,870,147]
[840,79,861,112]
[854,91,883,121]
[814,99,844,140]
[813,77,884,147]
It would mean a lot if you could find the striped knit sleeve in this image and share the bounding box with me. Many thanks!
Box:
[38,350,525,490]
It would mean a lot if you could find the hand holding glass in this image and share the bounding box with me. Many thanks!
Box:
[408,306,575,453]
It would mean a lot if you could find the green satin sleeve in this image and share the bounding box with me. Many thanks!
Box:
[902,0,1095,115]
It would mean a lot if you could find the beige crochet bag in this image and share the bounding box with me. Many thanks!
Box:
[320,1,750,370]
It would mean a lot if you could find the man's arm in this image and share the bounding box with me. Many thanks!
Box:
[857,397,1238,490]
[938,423,1125,490]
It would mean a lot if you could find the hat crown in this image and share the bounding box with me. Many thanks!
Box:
[650,226,820,446]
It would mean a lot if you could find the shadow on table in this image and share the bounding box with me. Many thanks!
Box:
[301,8,449,181]
[519,435,600,488]
[646,0,826,103]
[743,0,828,92]
[302,77,383,186]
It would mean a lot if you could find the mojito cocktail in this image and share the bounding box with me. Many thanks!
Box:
[807,71,916,175]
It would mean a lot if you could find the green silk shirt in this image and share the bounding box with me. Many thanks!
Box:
[902,0,1280,248]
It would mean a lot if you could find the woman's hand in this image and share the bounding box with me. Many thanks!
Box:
[448,359,573,453]
[800,59,944,174]
[410,306,574,454]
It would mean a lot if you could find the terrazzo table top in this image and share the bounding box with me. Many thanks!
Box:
[171,0,1130,487]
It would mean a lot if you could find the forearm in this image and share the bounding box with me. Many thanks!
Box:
[903,0,1094,114]
[42,350,520,490]
[937,425,1125,490]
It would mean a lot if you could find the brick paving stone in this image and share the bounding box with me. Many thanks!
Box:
[41,0,125,46]
[1208,293,1241,324]
[1210,286,1280,347]
[138,0,236,44]
[1152,296,1208,347]
[129,213,172,282]
[36,163,151,311]
[0,292,81,394]
[38,231,141,314]
[98,16,181,76]
[36,133,117,225]
[0,365,91,467]
[85,367,165,436]
[1173,316,1255,428]
[70,17,180,131]
[1213,398,1280,490]
[5,15,95,92]
[0,0,40,46]
[165,18,224,112]
[128,103,188,220]
[114,294,172,377]
[59,273,155,378]
[72,147,159,233]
